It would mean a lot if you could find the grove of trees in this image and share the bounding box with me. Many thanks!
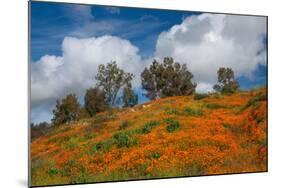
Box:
[32,57,241,130]
[141,57,196,100]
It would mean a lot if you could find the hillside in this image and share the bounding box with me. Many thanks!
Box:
[31,88,267,186]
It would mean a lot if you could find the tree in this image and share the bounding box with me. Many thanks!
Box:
[141,57,196,100]
[30,122,51,141]
[122,81,138,108]
[213,67,239,94]
[95,61,134,106]
[52,94,81,126]
[84,87,108,116]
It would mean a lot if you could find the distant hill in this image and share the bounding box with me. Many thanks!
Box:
[31,88,267,186]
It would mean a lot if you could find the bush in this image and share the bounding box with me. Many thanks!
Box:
[113,132,138,148]
[64,137,79,150]
[139,121,160,134]
[48,167,59,175]
[119,120,131,130]
[52,94,81,126]
[164,107,180,115]
[164,118,180,133]
[239,93,267,112]
[184,106,204,116]
[150,152,161,159]
[204,103,225,109]
[185,162,206,176]
[91,139,114,153]
[84,87,108,117]
[194,93,208,100]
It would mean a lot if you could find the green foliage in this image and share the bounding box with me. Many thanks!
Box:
[84,87,108,117]
[122,82,138,107]
[194,93,208,100]
[164,118,180,132]
[119,120,131,130]
[239,93,267,112]
[52,94,81,126]
[222,122,245,135]
[213,67,239,95]
[185,162,206,176]
[48,167,59,175]
[113,132,138,148]
[150,152,161,159]
[64,137,79,150]
[30,122,51,141]
[141,57,196,100]
[204,103,225,109]
[95,61,134,106]
[91,139,114,153]
[184,106,204,116]
[138,121,160,134]
[164,107,180,115]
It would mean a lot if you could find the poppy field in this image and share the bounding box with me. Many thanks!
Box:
[30,87,267,186]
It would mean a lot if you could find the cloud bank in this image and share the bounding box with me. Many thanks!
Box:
[31,13,267,123]
[31,36,143,122]
[155,13,267,91]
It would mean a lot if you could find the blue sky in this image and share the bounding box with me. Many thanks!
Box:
[31,2,199,60]
[30,1,267,123]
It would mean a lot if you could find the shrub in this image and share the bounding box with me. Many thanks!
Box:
[204,103,225,109]
[139,121,160,134]
[185,162,206,176]
[52,94,81,126]
[164,118,180,133]
[184,106,204,116]
[30,122,51,141]
[65,137,79,150]
[91,139,114,153]
[84,87,108,117]
[113,132,138,148]
[150,152,161,159]
[194,93,208,100]
[48,167,59,175]
[239,93,267,112]
[164,107,180,115]
[119,120,131,130]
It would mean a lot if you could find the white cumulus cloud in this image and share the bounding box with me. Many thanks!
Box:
[155,13,267,92]
[31,35,143,123]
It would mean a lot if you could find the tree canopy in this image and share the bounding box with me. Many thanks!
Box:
[52,94,81,126]
[141,57,196,100]
[84,87,108,116]
[95,61,135,106]
[213,67,239,94]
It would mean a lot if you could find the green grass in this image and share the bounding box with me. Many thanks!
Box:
[164,107,180,115]
[184,106,204,116]
[113,132,138,148]
[48,167,59,175]
[239,93,267,112]
[119,120,131,130]
[222,122,245,135]
[137,120,160,134]
[150,152,161,159]
[64,137,79,150]
[194,93,208,100]
[185,162,206,176]
[90,139,114,153]
[204,103,226,109]
[164,118,180,133]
